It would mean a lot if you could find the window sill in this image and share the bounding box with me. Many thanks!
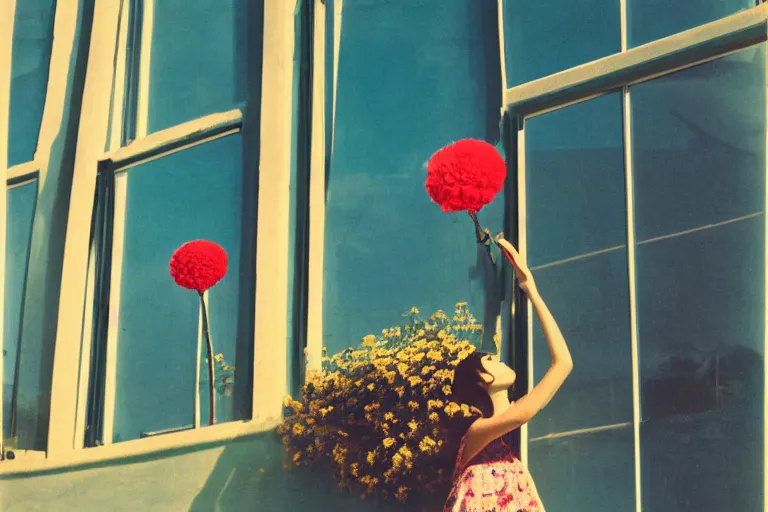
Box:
[0,415,282,477]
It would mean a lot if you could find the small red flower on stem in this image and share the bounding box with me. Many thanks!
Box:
[426,139,506,251]
[170,240,228,426]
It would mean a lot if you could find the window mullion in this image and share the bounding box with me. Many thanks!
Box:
[46,0,122,458]
[251,0,298,422]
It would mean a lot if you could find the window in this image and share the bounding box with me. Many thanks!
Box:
[1,0,57,453]
[503,4,767,511]
[3,176,38,448]
[1,0,303,466]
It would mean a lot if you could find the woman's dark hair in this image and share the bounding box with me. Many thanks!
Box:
[451,351,495,419]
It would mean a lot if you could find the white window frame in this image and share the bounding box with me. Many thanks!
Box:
[0,0,80,460]
[502,4,768,512]
[0,0,302,474]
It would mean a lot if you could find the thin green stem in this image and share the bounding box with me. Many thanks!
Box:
[200,293,216,425]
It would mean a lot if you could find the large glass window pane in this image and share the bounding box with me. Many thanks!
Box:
[2,180,37,444]
[8,1,56,166]
[324,0,503,356]
[502,0,619,87]
[528,427,635,511]
[145,0,247,133]
[109,134,251,443]
[631,45,765,512]
[525,93,633,438]
[628,0,753,48]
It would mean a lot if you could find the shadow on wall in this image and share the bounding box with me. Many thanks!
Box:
[189,432,440,512]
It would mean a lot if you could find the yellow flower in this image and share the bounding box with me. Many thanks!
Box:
[410,306,420,315]
[384,412,394,421]
[383,437,396,448]
[350,462,360,477]
[407,376,423,387]
[426,350,443,361]
[408,401,419,411]
[419,436,437,453]
[442,385,452,396]
[392,453,404,469]
[408,420,419,434]
[429,412,440,422]
[366,451,376,466]
[292,423,305,435]
[214,353,224,362]
[367,383,375,391]
[444,402,461,417]
[421,365,436,375]
[362,334,376,348]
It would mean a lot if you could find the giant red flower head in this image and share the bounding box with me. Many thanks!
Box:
[425,139,506,214]
[170,240,228,294]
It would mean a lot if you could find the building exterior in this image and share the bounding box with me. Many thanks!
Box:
[1,1,765,511]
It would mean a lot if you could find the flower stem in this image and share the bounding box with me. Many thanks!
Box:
[200,293,216,425]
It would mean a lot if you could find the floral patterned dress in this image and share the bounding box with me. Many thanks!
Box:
[444,432,544,512]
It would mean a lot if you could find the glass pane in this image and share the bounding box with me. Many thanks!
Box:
[529,250,633,438]
[629,0,753,48]
[631,45,765,512]
[524,93,632,438]
[324,0,504,356]
[3,180,37,443]
[8,0,57,166]
[110,134,250,443]
[631,48,766,242]
[526,93,627,267]
[145,0,248,133]
[502,0,620,87]
[528,426,635,511]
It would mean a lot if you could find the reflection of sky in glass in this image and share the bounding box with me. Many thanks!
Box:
[524,94,632,442]
[8,0,56,166]
[502,0,619,87]
[629,0,752,48]
[148,0,247,133]
[324,0,504,357]
[111,135,246,442]
[631,45,765,512]
[3,180,37,438]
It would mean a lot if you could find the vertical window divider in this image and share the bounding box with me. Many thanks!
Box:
[516,118,532,466]
[135,0,152,139]
[622,85,642,512]
[306,0,326,379]
[0,0,17,458]
[496,0,508,91]
[764,38,768,512]
[620,0,628,53]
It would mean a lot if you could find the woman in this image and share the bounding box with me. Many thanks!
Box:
[444,237,573,512]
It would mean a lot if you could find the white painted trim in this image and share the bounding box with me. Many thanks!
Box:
[104,109,242,169]
[306,0,326,376]
[47,0,123,458]
[623,86,642,512]
[251,0,296,421]
[496,0,507,91]
[0,0,15,455]
[109,0,131,151]
[135,0,153,139]
[331,0,342,153]
[73,235,99,448]
[764,40,768,512]
[101,173,127,446]
[503,4,768,109]
[6,161,39,183]
[619,0,628,53]
[0,417,281,475]
[517,124,531,465]
[528,421,633,443]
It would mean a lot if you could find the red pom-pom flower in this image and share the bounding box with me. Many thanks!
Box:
[170,240,228,294]
[425,139,506,214]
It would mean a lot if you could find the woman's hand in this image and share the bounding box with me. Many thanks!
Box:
[494,235,536,295]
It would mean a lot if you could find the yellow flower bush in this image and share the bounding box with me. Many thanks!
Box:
[277,303,484,502]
